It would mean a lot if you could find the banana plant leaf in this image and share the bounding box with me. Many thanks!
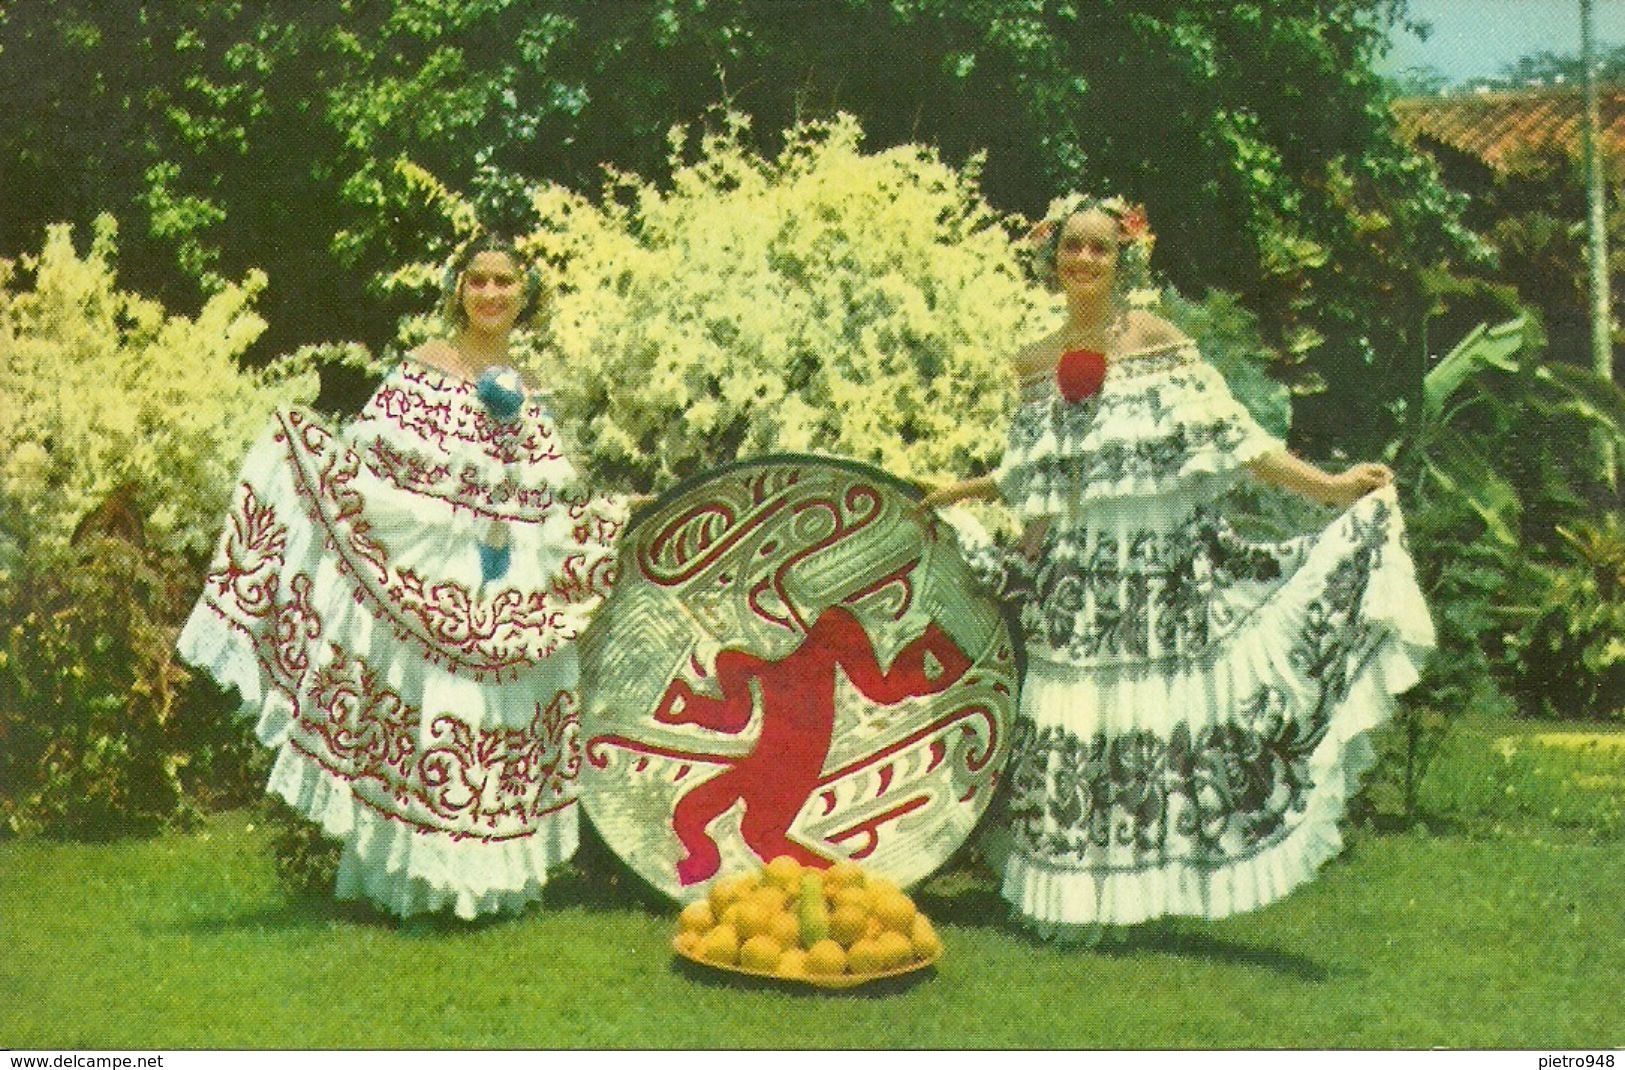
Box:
[1422,426,1524,547]
[1533,362,1625,445]
[1423,316,1528,421]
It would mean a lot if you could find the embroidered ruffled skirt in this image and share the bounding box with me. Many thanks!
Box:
[977,343,1435,931]
[178,361,624,919]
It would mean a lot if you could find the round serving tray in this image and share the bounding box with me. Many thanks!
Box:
[672,937,940,989]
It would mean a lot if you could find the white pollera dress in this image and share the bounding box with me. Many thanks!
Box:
[178,359,624,919]
[980,341,1435,930]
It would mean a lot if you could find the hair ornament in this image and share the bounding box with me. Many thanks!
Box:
[1032,192,1155,259]
[1027,192,1156,292]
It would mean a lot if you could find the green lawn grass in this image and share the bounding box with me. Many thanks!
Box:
[3,716,1621,1050]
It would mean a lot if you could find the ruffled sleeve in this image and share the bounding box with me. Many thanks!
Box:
[995,343,1283,522]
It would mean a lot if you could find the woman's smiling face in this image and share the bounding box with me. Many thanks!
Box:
[460,250,524,334]
[1054,209,1120,300]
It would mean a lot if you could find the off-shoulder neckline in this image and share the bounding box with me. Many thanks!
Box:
[1015,337,1193,386]
[398,355,551,397]
[399,355,478,387]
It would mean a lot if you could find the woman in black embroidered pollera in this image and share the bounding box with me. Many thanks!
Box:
[178,236,625,919]
[924,196,1435,939]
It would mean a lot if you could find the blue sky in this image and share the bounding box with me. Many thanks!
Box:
[1379,0,1625,83]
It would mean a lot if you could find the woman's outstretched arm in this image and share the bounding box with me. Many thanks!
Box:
[918,475,999,509]
[1247,450,1392,509]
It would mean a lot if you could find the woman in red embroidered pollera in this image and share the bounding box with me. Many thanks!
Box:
[923,196,1435,941]
[179,235,625,919]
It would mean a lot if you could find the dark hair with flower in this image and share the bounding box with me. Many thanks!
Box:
[439,233,546,328]
[1024,192,1156,295]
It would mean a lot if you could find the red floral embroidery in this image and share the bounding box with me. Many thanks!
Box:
[362,438,565,523]
[205,484,323,692]
[1057,348,1108,403]
[207,483,287,619]
[267,409,617,675]
[295,646,580,838]
[201,589,580,840]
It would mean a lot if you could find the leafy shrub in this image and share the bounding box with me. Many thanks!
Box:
[1161,288,1293,439]
[0,215,321,565]
[262,797,342,898]
[0,537,190,838]
[1501,516,1625,722]
[1350,318,1625,815]
[0,218,343,837]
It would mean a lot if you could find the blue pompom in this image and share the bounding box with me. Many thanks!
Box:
[475,365,526,421]
[478,540,511,582]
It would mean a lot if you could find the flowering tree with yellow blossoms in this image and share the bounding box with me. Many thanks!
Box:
[0,218,340,836]
[0,216,325,565]
[395,114,1055,495]
[534,115,1050,492]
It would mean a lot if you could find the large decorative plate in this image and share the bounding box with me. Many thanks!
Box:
[579,454,1015,901]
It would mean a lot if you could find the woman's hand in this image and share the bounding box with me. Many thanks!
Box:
[1324,462,1393,509]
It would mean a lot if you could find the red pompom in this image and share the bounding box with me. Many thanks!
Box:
[1056,348,1107,403]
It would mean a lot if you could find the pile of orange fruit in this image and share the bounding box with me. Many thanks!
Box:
[673,856,943,980]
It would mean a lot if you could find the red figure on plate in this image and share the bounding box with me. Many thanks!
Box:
[653,605,972,885]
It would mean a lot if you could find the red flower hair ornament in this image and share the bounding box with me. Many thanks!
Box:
[1023,193,1156,276]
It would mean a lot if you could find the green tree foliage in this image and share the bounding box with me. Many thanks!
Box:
[1424,148,1623,382]
[0,537,190,838]
[1396,319,1625,728]
[1482,44,1625,89]
[1501,516,1625,722]
[1,1,1470,450]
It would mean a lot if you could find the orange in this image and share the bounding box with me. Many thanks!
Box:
[764,855,803,891]
[736,900,774,940]
[831,887,868,914]
[777,947,809,978]
[823,861,864,890]
[709,876,748,913]
[846,937,886,975]
[679,900,714,934]
[700,923,740,965]
[740,934,783,971]
[864,877,901,909]
[750,884,790,914]
[805,939,848,976]
[875,930,912,970]
[910,914,943,959]
[769,911,801,949]
[872,891,917,933]
[675,929,702,955]
[828,903,868,948]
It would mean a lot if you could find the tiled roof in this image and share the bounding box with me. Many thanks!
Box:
[1393,87,1625,176]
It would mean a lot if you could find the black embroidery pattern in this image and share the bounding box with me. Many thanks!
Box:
[1019,507,1300,662]
[1002,358,1276,510]
[1003,410,1251,502]
[999,501,1392,871]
